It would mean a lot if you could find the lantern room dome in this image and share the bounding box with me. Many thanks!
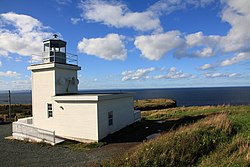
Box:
[43,34,67,48]
[42,34,67,64]
[30,34,78,66]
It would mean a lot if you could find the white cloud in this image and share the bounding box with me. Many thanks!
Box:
[78,0,216,33]
[174,32,220,58]
[134,31,183,60]
[0,80,8,90]
[135,30,220,60]
[219,0,250,53]
[0,50,8,57]
[76,0,249,64]
[148,0,184,15]
[79,0,162,32]
[199,63,213,70]
[153,0,249,62]
[185,32,220,48]
[0,71,21,77]
[169,67,177,72]
[0,78,32,90]
[70,17,81,24]
[0,12,53,58]
[228,73,239,77]
[1,12,42,33]
[4,79,31,90]
[0,61,2,67]
[154,67,196,79]
[78,33,127,61]
[204,72,239,78]
[121,67,195,81]
[185,0,250,58]
[149,0,215,16]
[121,67,156,81]
[56,0,72,5]
[195,47,214,57]
[185,32,204,47]
[187,0,215,8]
[11,79,31,85]
[199,51,250,69]
[15,57,22,62]
[220,52,250,66]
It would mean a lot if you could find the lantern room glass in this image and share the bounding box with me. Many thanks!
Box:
[43,39,67,64]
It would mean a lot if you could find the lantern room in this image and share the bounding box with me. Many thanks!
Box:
[43,34,67,64]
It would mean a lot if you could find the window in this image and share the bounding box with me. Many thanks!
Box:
[108,111,113,126]
[47,103,53,118]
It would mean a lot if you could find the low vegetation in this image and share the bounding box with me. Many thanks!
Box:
[0,104,32,120]
[103,105,250,167]
[134,99,176,111]
[141,105,250,120]
[58,140,106,151]
[2,100,250,166]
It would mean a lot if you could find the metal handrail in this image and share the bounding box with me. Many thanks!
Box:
[17,117,33,124]
[31,52,78,65]
[13,121,56,145]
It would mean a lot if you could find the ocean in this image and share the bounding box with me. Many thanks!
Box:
[0,87,249,106]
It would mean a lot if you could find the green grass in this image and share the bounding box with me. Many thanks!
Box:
[198,134,250,167]
[197,106,250,167]
[229,110,250,142]
[57,140,106,151]
[142,105,250,120]
[2,102,250,166]
[0,104,32,119]
[103,105,250,167]
[134,99,176,111]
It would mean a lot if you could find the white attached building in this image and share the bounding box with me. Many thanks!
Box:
[12,35,140,144]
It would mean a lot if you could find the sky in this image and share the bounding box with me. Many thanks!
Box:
[0,0,249,90]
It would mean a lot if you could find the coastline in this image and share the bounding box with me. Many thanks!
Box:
[0,86,250,106]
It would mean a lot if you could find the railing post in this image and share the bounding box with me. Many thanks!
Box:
[53,131,55,144]
[76,55,78,66]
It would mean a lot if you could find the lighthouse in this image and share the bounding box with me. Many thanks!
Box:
[12,35,140,144]
[27,35,80,130]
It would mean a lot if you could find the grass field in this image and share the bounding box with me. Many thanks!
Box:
[103,105,250,167]
[134,98,176,111]
[1,101,250,166]
[0,104,31,121]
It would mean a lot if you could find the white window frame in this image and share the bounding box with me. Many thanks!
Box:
[108,111,113,126]
[47,103,53,118]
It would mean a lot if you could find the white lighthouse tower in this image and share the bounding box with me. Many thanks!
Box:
[12,35,140,145]
[27,35,80,130]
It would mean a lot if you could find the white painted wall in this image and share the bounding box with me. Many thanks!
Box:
[52,94,135,141]
[97,96,134,140]
[31,69,55,129]
[53,102,98,141]
[28,63,80,132]
[55,68,78,95]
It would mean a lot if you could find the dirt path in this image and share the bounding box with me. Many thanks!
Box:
[0,124,138,167]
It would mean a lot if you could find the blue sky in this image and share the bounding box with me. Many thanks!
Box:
[0,0,249,90]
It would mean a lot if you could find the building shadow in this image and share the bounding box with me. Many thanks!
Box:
[101,115,206,143]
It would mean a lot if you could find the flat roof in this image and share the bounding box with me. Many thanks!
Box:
[28,62,81,71]
[53,92,135,102]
